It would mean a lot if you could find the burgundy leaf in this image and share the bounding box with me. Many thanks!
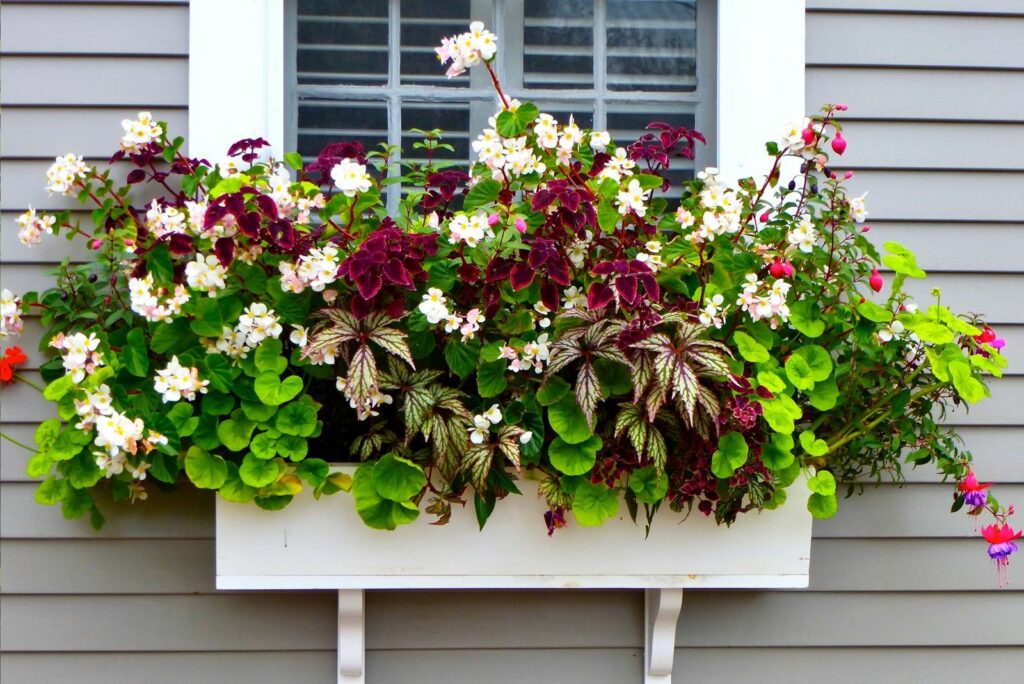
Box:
[385,296,406,319]
[755,386,775,399]
[560,189,581,213]
[267,219,296,250]
[214,237,235,267]
[255,194,279,219]
[485,256,513,283]
[204,204,228,230]
[350,295,373,320]
[382,258,413,287]
[540,281,559,312]
[637,273,660,302]
[531,189,555,212]
[238,211,260,238]
[355,272,383,299]
[615,274,639,305]
[528,246,550,269]
[126,169,146,184]
[510,263,536,291]
[166,233,193,256]
[547,258,570,286]
[456,263,481,284]
[588,282,615,309]
[224,194,245,218]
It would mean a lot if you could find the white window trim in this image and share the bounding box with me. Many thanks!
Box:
[190,0,804,183]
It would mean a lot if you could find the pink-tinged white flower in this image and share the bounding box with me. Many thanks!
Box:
[237,302,283,347]
[145,199,187,238]
[468,414,491,444]
[498,345,519,362]
[460,308,486,341]
[737,275,791,329]
[675,207,696,229]
[849,192,869,223]
[443,314,463,335]
[1,289,24,338]
[699,294,727,329]
[294,245,341,292]
[589,130,611,152]
[330,158,372,197]
[211,325,252,360]
[16,207,57,246]
[128,274,190,323]
[348,389,393,421]
[52,331,104,383]
[290,325,308,348]
[787,218,818,253]
[616,179,650,217]
[74,384,115,430]
[127,461,151,481]
[563,286,587,310]
[436,21,498,78]
[878,320,905,343]
[336,377,347,393]
[520,333,551,374]
[96,450,127,478]
[45,153,90,195]
[782,119,811,152]
[184,253,228,296]
[418,288,449,324]
[447,211,493,248]
[120,112,162,154]
[154,356,209,403]
[599,147,636,182]
[93,411,145,459]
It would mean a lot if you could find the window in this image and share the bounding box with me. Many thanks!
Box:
[189,1,805,185]
[287,0,716,210]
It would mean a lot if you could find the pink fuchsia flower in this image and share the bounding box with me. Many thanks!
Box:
[958,470,992,507]
[981,523,1022,584]
[488,213,500,226]
[800,127,816,146]
[869,268,883,293]
[514,217,527,234]
[831,131,847,155]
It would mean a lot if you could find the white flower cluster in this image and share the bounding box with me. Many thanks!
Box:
[154,356,209,403]
[562,286,587,310]
[184,253,228,296]
[436,21,498,78]
[472,108,547,179]
[129,274,190,323]
[280,245,341,294]
[682,168,743,245]
[443,307,486,342]
[418,288,450,324]
[46,153,90,195]
[849,192,868,223]
[16,207,57,247]
[736,274,792,328]
[50,332,105,383]
[207,303,284,361]
[267,163,297,213]
[698,293,727,329]
[72,384,160,480]
[499,333,551,374]
[786,218,819,254]
[330,158,372,197]
[120,111,162,154]
[469,404,503,443]
[616,179,651,218]
[294,193,326,225]
[566,231,593,269]
[636,240,665,272]
[597,148,636,182]
[74,384,114,430]
[145,199,188,238]
[781,117,823,156]
[335,377,394,421]
[447,211,495,248]
[1,289,24,338]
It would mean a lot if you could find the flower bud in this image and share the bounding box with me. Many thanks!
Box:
[769,259,785,278]
[844,171,854,180]
[782,259,795,277]
[869,268,883,293]
[90,239,103,250]
[488,212,500,226]
[514,217,527,234]
[759,211,770,223]
[801,127,816,146]
[831,131,847,155]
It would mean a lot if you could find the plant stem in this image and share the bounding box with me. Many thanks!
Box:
[0,431,38,453]
[825,380,943,455]
[13,373,45,393]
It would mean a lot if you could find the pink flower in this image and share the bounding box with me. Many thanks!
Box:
[831,131,847,155]
[488,213,500,226]
[869,268,883,293]
[514,217,527,234]
[958,470,992,507]
[800,127,817,146]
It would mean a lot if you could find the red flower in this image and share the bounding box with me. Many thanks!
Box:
[0,346,28,383]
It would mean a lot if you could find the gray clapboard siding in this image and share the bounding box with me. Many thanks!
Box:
[835,122,1024,170]
[870,223,1024,272]
[0,4,188,56]
[807,13,1024,68]
[0,56,187,106]
[841,170,1022,222]
[807,0,1024,14]
[1,108,188,158]
[1,160,174,211]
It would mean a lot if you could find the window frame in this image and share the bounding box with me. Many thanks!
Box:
[190,0,804,185]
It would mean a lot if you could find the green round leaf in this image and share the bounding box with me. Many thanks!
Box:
[184,446,228,490]
[295,458,330,488]
[463,178,501,212]
[239,452,283,488]
[788,299,825,338]
[537,376,571,406]
[217,416,257,452]
[807,377,839,410]
[371,453,427,502]
[254,338,288,375]
[807,492,838,519]
[352,464,420,530]
[799,431,829,457]
[593,359,632,397]
[628,466,668,504]
[276,435,308,461]
[756,371,787,394]
[571,482,619,527]
[792,345,832,382]
[734,331,770,363]
[275,401,319,437]
[548,394,593,444]
[784,355,816,391]
[254,372,304,406]
[220,462,258,503]
[549,435,602,476]
[711,431,749,479]
[760,433,795,471]
[250,432,278,459]
[807,470,837,496]
[123,327,150,377]
[444,339,480,379]
[477,360,509,398]
[759,394,801,434]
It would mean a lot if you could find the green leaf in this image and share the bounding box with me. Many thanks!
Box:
[593,358,632,396]
[766,141,779,155]
[35,476,66,505]
[189,297,224,337]
[808,492,839,519]
[209,175,246,198]
[241,398,277,423]
[793,345,832,382]
[597,201,620,233]
[254,338,288,375]
[147,242,174,283]
[857,300,892,323]
[757,371,787,394]
[250,432,278,459]
[217,415,257,452]
[239,452,283,488]
[571,481,619,527]
[547,394,593,444]
[254,372,304,405]
[628,466,668,505]
[34,419,62,449]
[184,446,228,489]
[883,241,927,278]
[66,450,103,488]
[463,179,502,212]
[799,430,829,457]
[444,339,480,379]
[495,109,523,138]
[219,462,258,503]
[43,375,75,401]
[733,331,769,363]
[477,360,508,398]
[515,102,540,128]
[788,299,826,338]
[202,391,235,417]
[276,435,308,461]
[537,376,571,406]
[275,400,319,437]
[352,464,420,530]
[807,470,837,496]
[284,152,304,170]
[201,354,237,394]
[711,431,749,478]
[371,453,427,502]
[548,434,602,476]
[148,451,180,484]
[123,327,149,377]
[150,318,194,355]
[807,376,839,411]
[784,355,816,391]
[759,394,802,434]
[760,433,795,471]
[948,359,987,404]
[907,320,955,345]
[295,458,330,488]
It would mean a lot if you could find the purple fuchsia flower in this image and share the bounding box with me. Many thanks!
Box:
[981,523,1022,585]
[958,470,992,507]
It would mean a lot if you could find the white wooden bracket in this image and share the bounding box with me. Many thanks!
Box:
[337,589,365,684]
[644,589,684,684]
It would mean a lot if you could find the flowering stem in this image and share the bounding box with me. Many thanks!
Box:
[0,431,38,453]
[483,61,511,110]
[825,380,942,455]
[13,373,44,393]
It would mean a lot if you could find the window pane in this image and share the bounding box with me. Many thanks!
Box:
[607,107,697,200]
[607,0,697,92]
[401,102,472,164]
[400,0,476,88]
[296,0,389,86]
[297,100,389,160]
[523,0,594,89]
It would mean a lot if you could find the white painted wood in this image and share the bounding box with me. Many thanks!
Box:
[716,0,805,182]
[337,590,365,684]
[216,469,812,589]
[189,0,285,159]
[644,588,684,684]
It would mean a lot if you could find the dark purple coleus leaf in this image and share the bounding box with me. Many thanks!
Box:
[457,263,480,284]
[214,237,235,267]
[531,188,556,212]
[166,233,193,256]
[356,272,382,299]
[615,274,639,306]
[255,194,279,220]
[510,263,535,291]
[307,141,366,184]
[547,258,570,286]
[540,281,559,312]
[382,258,413,288]
[126,169,146,185]
[267,219,296,250]
[237,211,260,238]
[485,256,513,283]
[588,282,615,309]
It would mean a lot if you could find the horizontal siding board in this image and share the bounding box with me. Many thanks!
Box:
[807,14,1024,68]
[840,170,1023,222]
[0,5,188,56]
[2,108,187,158]
[0,216,93,262]
[806,67,1024,121]
[869,222,1024,273]
[0,56,187,106]
[836,122,1024,171]
[807,0,1024,14]
[0,160,178,212]
[1,538,1012,595]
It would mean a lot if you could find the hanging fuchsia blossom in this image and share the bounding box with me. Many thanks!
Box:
[958,470,992,507]
[982,524,1022,584]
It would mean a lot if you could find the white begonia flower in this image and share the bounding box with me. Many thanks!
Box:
[290,325,308,348]
[127,461,151,481]
[93,411,145,459]
[469,414,491,444]
[563,286,587,310]
[56,332,104,383]
[294,244,341,292]
[787,218,819,253]
[330,158,372,197]
[16,207,57,247]
[878,319,905,343]
[418,288,449,325]
[120,112,162,154]
[154,356,209,403]
[1,288,24,338]
[237,302,284,347]
[184,253,228,296]
[482,404,502,424]
[45,153,91,195]
[519,431,533,445]
[589,130,611,152]
[616,179,650,217]
[782,118,811,152]
[699,293,727,329]
[96,451,128,478]
[849,192,869,223]
[599,147,636,182]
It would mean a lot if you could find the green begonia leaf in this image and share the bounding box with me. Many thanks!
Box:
[571,482,619,527]
[711,431,749,478]
[549,435,602,476]
[254,372,303,405]
[352,464,420,530]
[537,376,571,406]
[371,453,427,503]
[548,394,593,444]
[628,466,669,504]
[185,446,228,489]
[239,452,283,488]
[477,360,508,398]
[808,492,839,519]
[734,331,770,363]
[444,339,480,379]
[123,327,150,377]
